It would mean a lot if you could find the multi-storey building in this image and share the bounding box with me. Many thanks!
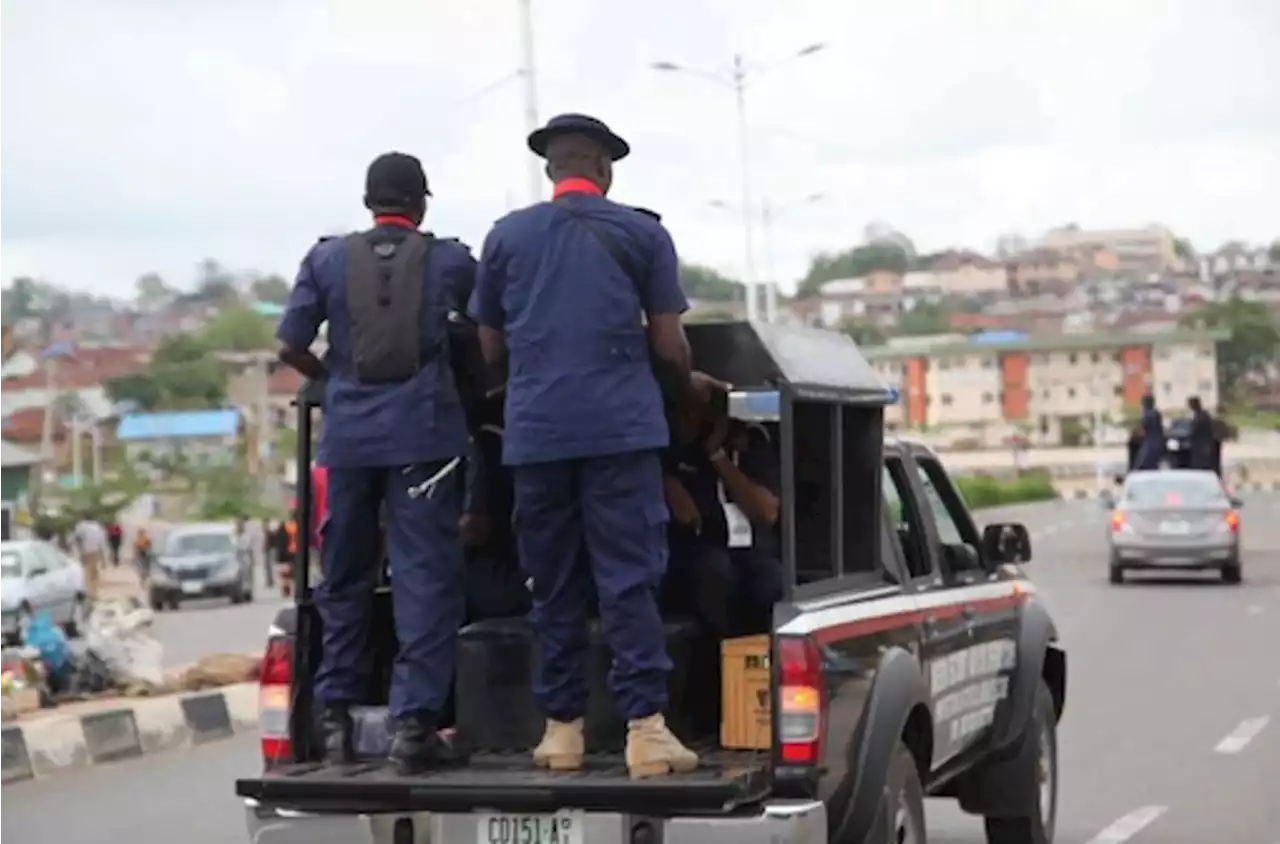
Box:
[1039,224,1181,275]
[866,329,1226,444]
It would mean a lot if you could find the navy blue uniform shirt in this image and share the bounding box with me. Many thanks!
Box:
[277,222,475,468]
[469,183,689,465]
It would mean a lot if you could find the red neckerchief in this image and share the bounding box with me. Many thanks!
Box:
[373,215,417,229]
[551,178,603,200]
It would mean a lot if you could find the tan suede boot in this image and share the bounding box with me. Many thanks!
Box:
[532,718,585,771]
[625,714,699,779]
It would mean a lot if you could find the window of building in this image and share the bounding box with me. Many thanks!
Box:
[1113,385,1123,397]
[1042,388,1051,399]
[1162,381,1172,395]
[1068,352,1079,365]
[1090,352,1100,364]
[941,393,954,406]
[1112,351,1123,363]
[982,392,994,404]
[1067,387,1076,399]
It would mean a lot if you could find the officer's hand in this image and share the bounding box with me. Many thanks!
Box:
[685,371,731,408]
[664,477,702,535]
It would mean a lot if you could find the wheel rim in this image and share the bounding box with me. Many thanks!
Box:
[1038,720,1057,834]
[894,793,921,844]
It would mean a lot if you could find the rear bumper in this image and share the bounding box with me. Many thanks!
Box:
[1110,540,1238,568]
[243,798,828,844]
[150,577,242,601]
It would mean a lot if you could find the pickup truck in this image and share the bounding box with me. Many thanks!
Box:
[236,321,1066,844]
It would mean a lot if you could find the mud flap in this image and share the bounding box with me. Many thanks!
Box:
[830,648,929,844]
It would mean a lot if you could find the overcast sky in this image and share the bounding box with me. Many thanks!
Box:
[2,0,1278,299]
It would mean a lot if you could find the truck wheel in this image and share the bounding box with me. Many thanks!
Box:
[1108,565,1124,585]
[886,742,927,843]
[1221,561,1242,584]
[983,681,1057,844]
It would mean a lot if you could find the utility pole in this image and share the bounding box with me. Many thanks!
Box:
[731,54,759,322]
[517,0,542,204]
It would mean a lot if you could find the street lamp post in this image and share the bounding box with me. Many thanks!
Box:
[651,42,827,322]
[710,191,825,322]
[517,0,542,204]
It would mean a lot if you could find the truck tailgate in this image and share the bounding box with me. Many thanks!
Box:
[236,749,770,815]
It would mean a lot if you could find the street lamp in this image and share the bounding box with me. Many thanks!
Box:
[517,0,541,203]
[709,192,826,322]
[651,42,828,322]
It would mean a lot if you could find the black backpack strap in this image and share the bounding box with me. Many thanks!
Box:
[553,197,649,299]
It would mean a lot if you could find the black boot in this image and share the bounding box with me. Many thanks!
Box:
[319,704,355,765]
[389,712,470,775]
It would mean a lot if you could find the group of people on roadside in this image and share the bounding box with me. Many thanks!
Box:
[275,113,782,779]
[1129,394,1224,475]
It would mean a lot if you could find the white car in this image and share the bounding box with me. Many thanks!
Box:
[1,539,88,643]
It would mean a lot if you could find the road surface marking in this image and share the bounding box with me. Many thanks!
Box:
[1248,605,1263,616]
[1214,716,1271,754]
[1085,806,1167,843]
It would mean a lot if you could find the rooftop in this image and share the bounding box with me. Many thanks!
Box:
[862,328,1231,359]
[1,440,43,468]
[116,409,241,441]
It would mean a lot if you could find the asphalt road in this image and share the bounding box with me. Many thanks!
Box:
[5,495,1279,844]
[150,559,288,669]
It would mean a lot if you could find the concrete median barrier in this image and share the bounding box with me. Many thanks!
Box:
[1,680,257,784]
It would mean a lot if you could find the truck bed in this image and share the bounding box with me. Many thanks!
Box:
[236,748,771,815]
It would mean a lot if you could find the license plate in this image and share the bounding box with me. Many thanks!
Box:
[1160,521,1190,534]
[180,581,204,595]
[476,811,584,844]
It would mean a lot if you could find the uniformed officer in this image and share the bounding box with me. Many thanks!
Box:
[1134,395,1165,471]
[277,152,473,774]
[469,114,708,778]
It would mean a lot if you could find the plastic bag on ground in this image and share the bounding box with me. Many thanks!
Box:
[85,599,164,687]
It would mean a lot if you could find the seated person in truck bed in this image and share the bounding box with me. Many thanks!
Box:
[663,393,782,733]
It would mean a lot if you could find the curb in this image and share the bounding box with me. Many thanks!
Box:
[1,682,258,784]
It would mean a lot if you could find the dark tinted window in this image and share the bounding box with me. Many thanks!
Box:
[166,532,235,556]
[1124,473,1226,506]
[883,458,931,579]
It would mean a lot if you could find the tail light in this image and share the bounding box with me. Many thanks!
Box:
[777,636,825,765]
[1224,511,1240,533]
[260,634,292,767]
[1110,511,1129,533]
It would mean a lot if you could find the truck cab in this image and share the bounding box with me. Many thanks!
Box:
[237,320,1065,844]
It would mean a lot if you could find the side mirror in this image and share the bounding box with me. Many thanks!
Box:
[982,523,1032,564]
[1099,489,1116,509]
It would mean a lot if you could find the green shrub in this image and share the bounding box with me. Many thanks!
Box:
[954,471,1058,509]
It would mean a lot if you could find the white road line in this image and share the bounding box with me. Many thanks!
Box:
[1214,716,1271,754]
[1248,605,1264,616]
[1085,805,1168,843]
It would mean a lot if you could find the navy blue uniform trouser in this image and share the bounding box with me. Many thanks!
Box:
[314,463,463,719]
[512,449,672,722]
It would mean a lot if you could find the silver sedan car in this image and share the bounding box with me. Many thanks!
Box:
[1103,470,1243,584]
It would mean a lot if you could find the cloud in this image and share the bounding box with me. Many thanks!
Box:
[2,0,1277,296]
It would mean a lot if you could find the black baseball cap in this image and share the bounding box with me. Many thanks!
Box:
[365,152,432,207]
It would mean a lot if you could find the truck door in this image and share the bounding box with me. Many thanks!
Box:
[881,454,973,769]
[909,455,1021,761]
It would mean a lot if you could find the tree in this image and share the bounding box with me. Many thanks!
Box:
[105,334,227,411]
[896,301,951,336]
[2,277,40,322]
[198,306,274,352]
[1173,237,1196,263]
[134,272,176,309]
[249,274,291,305]
[678,263,740,301]
[797,242,911,298]
[841,320,887,347]
[189,258,240,305]
[1269,239,1280,264]
[1179,297,1280,399]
